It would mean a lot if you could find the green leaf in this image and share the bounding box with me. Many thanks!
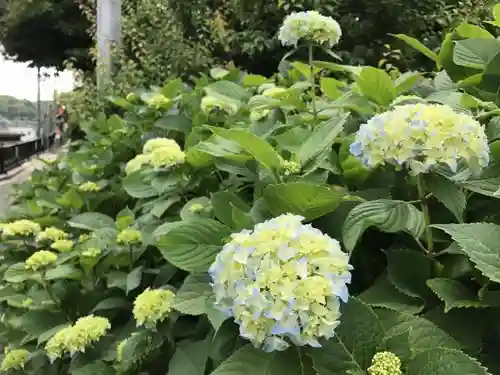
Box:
[38,323,71,345]
[211,192,251,228]
[427,278,494,312]
[378,329,412,363]
[453,39,500,69]
[173,274,214,315]
[297,113,349,173]
[4,263,37,283]
[242,74,270,87]
[116,207,135,230]
[433,223,500,283]
[360,274,423,314]
[342,200,425,252]
[154,114,192,134]
[180,197,212,221]
[157,220,232,272]
[45,265,83,280]
[320,77,343,100]
[211,344,314,375]
[406,349,491,375]
[161,78,183,98]
[127,267,142,294]
[456,23,494,39]
[263,182,342,221]
[70,361,115,375]
[209,128,283,171]
[385,249,433,300]
[91,297,131,312]
[167,340,209,375]
[426,174,466,222]
[68,212,116,231]
[355,67,396,106]
[394,71,423,94]
[205,81,250,102]
[308,298,385,375]
[56,189,84,209]
[392,34,438,62]
[122,170,158,198]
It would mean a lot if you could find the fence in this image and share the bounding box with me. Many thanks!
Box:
[0,132,59,175]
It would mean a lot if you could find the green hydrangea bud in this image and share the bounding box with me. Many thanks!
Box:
[116,228,142,245]
[25,250,58,271]
[1,348,30,371]
[367,351,402,375]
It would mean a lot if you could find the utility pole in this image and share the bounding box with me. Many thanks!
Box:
[96,0,121,91]
[36,67,41,139]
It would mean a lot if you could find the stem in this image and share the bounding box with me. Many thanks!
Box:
[129,245,134,272]
[308,43,317,122]
[416,175,433,254]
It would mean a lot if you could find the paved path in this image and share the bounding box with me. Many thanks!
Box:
[0,146,65,218]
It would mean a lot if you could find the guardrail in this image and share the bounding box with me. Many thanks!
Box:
[0,133,59,175]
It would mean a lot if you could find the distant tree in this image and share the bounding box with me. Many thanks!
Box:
[0,0,93,70]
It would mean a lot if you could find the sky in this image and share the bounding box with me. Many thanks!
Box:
[0,54,75,102]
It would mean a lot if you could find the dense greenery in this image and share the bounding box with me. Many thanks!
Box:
[4,3,500,375]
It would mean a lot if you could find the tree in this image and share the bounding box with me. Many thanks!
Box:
[0,0,92,70]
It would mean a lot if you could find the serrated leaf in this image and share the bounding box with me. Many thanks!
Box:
[378,329,412,363]
[342,200,425,252]
[173,274,214,315]
[433,223,500,283]
[263,183,342,221]
[355,67,396,106]
[406,348,491,375]
[209,128,283,171]
[91,297,131,312]
[308,299,385,375]
[68,212,116,231]
[211,192,251,228]
[45,265,83,280]
[453,39,500,69]
[426,174,466,222]
[122,170,158,198]
[167,340,209,375]
[157,220,232,272]
[359,275,423,314]
[211,344,314,375]
[205,81,250,102]
[426,278,495,312]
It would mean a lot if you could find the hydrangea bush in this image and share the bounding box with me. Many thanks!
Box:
[1,7,500,375]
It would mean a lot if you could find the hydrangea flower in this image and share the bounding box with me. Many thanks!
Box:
[282,160,301,176]
[189,203,205,213]
[25,250,58,271]
[209,214,352,352]
[45,315,111,360]
[125,154,151,175]
[200,96,239,117]
[132,288,176,327]
[143,138,180,154]
[278,11,342,47]
[367,352,402,375]
[349,103,490,175]
[1,220,41,237]
[78,181,101,192]
[149,147,186,169]
[0,348,30,371]
[148,94,172,109]
[37,227,68,242]
[51,239,74,253]
[116,228,142,245]
[125,138,185,174]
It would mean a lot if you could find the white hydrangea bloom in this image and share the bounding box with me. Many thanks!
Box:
[209,214,352,352]
[350,103,490,175]
[278,11,342,47]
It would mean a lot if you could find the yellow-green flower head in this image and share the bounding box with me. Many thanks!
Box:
[201,96,239,117]
[78,181,101,192]
[189,203,205,213]
[278,11,342,47]
[350,103,490,175]
[262,87,288,98]
[2,220,41,237]
[81,247,101,258]
[25,250,57,271]
[65,315,111,355]
[78,233,91,242]
[282,160,301,176]
[149,147,186,169]
[51,239,74,253]
[116,228,142,245]
[1,348,30,371]
[37,226,68,242]
[132,288,175,327]
[209,214,353,352]
[367,352,402,375]
[143,137,181,154]
[125,154,151,175]
[45,326,71,360]
[148,94,172,109]
[126,92,137,102]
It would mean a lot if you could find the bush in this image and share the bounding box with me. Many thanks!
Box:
[2,6,500,375]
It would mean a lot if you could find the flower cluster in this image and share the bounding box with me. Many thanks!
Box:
[125,138,185,174]
[51,239,74,253]
[209,214,352,352]
[37,227,68,242]
[350,103,490,174]
[45,315,111,359]
[1,220,41,237]
[278,11,342,47]
[78,181,101,192]
[367,352,402,375]
[201,95,239,117]
[189,203,205,213]
[132,288,176,327]
[116,228,142,245]
[282,160,301,176]
[0,348,30,371]
[25,250,57,271]
[147,94,172,109]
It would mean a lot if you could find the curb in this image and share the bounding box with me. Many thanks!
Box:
[0,164,26,185]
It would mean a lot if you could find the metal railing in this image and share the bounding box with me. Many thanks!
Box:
[0,133,59,175]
